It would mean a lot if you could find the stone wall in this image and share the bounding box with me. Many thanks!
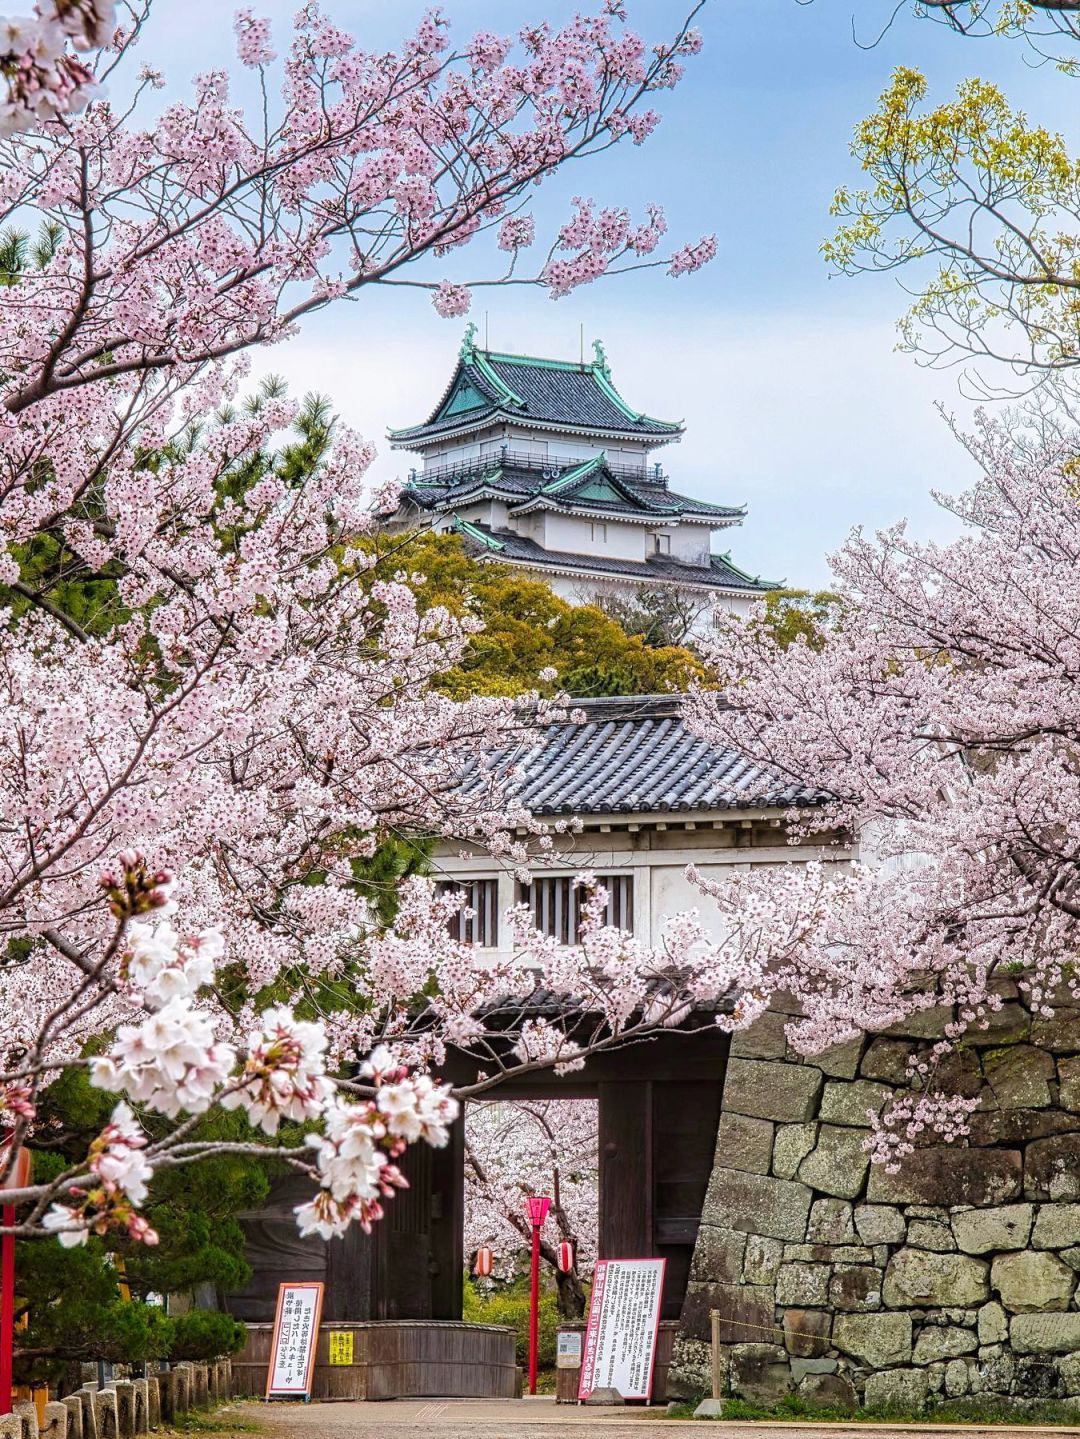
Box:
[679,994,1080,1413]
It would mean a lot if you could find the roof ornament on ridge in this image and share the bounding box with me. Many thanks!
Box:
[592,338,611,380]
[460,321,478,363]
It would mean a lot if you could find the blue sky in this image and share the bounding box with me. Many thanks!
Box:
[147,1,1068,588]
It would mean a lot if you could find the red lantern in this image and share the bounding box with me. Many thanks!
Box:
[557,1240,574,1274]
[524,1194,551,1227]
[473,1245,494,1278]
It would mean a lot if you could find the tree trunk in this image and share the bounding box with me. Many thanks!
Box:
[556,1265,586,1319]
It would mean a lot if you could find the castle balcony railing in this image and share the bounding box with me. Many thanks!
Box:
[409,449,670,488]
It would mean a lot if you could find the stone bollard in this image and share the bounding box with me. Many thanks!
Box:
[0,1415,24,1438]
[191,1364,208,1409]
[72,1393,97,1439]
[61,1398,83,1439]
[144,1379,159,1433]
[129,1381,147,1436]
[161,1370,187,1423]
[90,1390,118,1439]
[107,1384,133,1439]
[13,1402,38,1439]
[206,1362,219,1404]
[40,1403,70,1439]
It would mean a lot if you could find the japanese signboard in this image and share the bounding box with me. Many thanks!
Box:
[266,1282,324,1399]
[328,1331,354,1366]
[556,1330,582,1369]
[578,1258,665,1402]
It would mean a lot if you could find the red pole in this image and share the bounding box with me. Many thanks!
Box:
[528,1219,540,1396]
[0,1201,13,1416]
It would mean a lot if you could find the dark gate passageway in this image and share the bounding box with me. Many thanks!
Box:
[226,1027,729,1325]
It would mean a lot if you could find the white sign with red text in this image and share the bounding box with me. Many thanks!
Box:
[578,1258,666,1401]
[266,1281,324,1399]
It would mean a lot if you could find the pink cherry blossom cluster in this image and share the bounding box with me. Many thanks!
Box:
[683,409,1080,1153]
[43,1101,157,1249]
[296,1048,457,1240]
[0,0,112,135]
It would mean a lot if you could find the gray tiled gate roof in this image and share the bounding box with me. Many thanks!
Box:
[495,695,823,816]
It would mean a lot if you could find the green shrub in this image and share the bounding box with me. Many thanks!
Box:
[169,1310,246,1361]
[462,1277,560,1369]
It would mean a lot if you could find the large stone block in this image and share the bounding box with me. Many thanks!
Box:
[1010,1312,1080,1354]
[907,1215,955,1252]
[861,1039,914,1084]
[1027,1134,1080,1200]
[969,1109,1078,1145]
[819,1080,892,1128]
[743,1235,783,1285]
[884,1007,953,1040]
[1031,1012,1080,1053]
[882,1249,990,1308]
[1059,1056,1080,1111]
[812,1038,864,1080]
[854,1204,906,1246]
[0,1417,24,1439]
[775,1262,830,1307]
[731,1010,789,1060]
[833,1311,912,1367]
[912,1325,977,1365]
[782,1309,831,1358]
[704,1167,813,1242]
[977,1300,1008,1345]
[983,1045,1055,1109]
[715,1112,774,1175]
[728,1344,792,1405]
[971,1003,1031,1045]
[1032,1203,1080,1249]
[863,1367,928,1413]
[772,1123,817,1180]
[800,1372,856,1410]
[952,1203,1034,1254]
[806,1198,854,1244]
[707,1282,782,1345]
[868,1147,1022,1207]
[723,1059,822,1123]
[798,1125,870,1200]
[689,1224,746,1283]
[991,1250,1076,1312]
[829,1263,881,1312]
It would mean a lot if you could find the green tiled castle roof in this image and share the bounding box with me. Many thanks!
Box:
[390,330,683,447]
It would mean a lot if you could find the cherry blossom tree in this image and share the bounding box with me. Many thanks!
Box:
[465,1099,596,1317]
[0,0,727,1252]
[685,409,1080,1166]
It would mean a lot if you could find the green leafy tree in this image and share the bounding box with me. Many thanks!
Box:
[356,530,708,699]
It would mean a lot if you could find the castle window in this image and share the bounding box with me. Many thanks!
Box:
[591,522,608,544]
[437,878,499,947]
[518,875,634,943]
[653,533,671,555]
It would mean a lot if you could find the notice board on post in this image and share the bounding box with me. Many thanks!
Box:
[266,1281,324,1399]
[578,1258,666,1401]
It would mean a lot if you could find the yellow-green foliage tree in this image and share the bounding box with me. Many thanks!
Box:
[360,530,708,699]
[824,4,1080,379]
